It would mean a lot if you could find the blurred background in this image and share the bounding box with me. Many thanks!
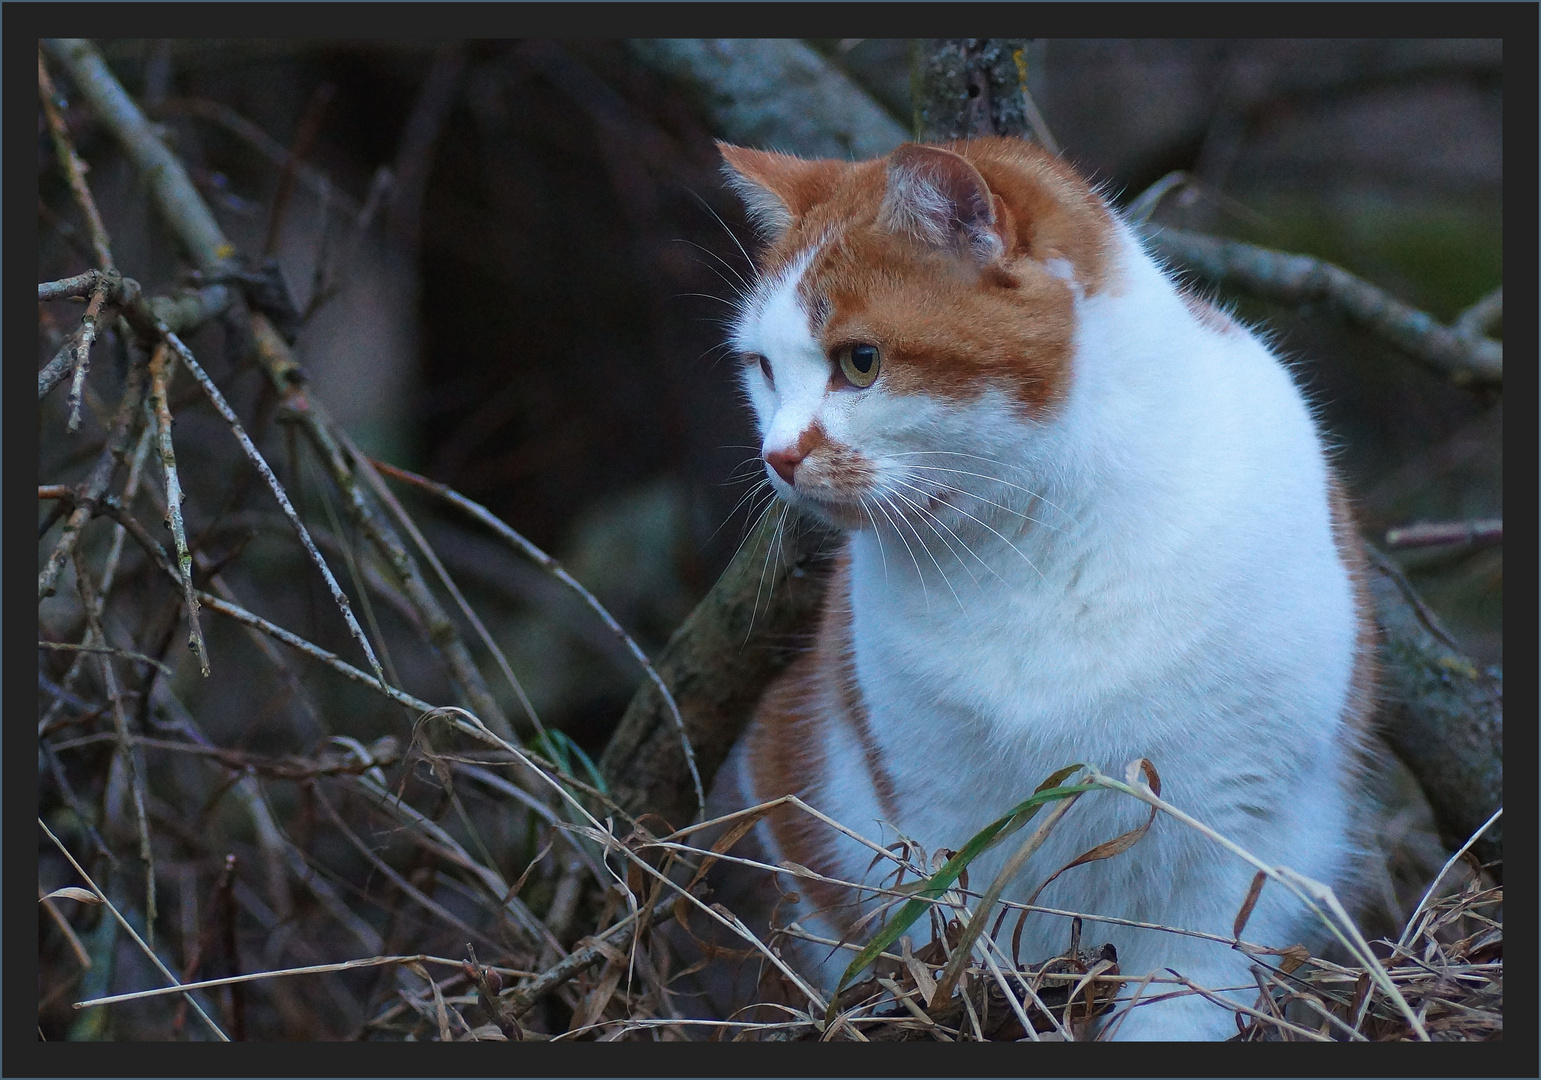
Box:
[38,39,1501,1040]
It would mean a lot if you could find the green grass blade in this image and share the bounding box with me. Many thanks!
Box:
[825,765,1089,1019]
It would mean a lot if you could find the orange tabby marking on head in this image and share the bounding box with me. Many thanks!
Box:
[726,138,1118,415]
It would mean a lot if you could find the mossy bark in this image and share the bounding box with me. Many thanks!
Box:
[598,512,839,830]
[913,39,1045,142]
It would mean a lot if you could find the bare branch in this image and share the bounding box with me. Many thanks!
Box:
[1454,286,1501,341]
[38,270,108,303]
[146,342,209,675]
[1145,227,1502,386]
[627,39,906,159]
[1364,547,1503,871]
[43,39,230,271]
[161,330,389,691]
[39,818,229,1041]
[39,362,147,600]
[1385,519,1501,551]
[38,50,114,271]
[62,284,113,433]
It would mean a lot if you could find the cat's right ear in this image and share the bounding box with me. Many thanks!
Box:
[719,143,844,241]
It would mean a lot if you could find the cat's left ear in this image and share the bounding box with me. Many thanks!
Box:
[879,144,1009,264]
[719,143,847,241]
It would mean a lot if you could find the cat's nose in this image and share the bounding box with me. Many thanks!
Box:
[765,446,805,484]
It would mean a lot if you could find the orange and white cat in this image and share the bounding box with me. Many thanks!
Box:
[706,137,1375,1041]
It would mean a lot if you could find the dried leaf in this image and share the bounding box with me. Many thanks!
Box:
[1024,759,1161,908]
[900,936,938,1008]
[1233,870,1268,940]
[1279,944,1310,975]
[40,886,101,905]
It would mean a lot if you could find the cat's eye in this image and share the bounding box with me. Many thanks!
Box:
[837,343,882,388]
[745,353,773,385]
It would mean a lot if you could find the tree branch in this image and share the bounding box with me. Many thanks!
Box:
[626,39,906,159]
[599,510,839,829]
[1145,228,1502,386]
[1363,548,1502,873]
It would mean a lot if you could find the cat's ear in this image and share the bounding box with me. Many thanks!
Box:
[719,143,846,240]
[879,144,1007,264]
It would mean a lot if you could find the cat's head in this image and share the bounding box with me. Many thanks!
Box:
[721,137,1115,532]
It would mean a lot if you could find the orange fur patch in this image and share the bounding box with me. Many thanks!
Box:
[1179,288,1239,336]
[1326,473,1380,744]
[725,138,1117,415]
[745,546,895,929]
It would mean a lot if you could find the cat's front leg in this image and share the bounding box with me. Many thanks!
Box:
[1100,977,1246,1041]
[1095,938,1261,1041]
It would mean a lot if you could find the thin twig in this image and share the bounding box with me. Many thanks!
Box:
[147,97,363,221]
[347,438,546,740]
[73,953,469,1011]
[38,334,82,401]
[39,818,229,1040]
[161,330,388,690]
[1384,519,1502,551]
[286,411,512,740]
[39,362,148,600]
[147,342,210,675]
[64,282,111,433]
[195,592,435,715]
[44,39,230,272]
[39,50,115,270]
[425,707,825,1014]
[373,460,704,818]
[74,552,159,947]
[38,641,175,677]
[1453,286,1501,340]
[39,269,108,302]
[310,785,497,950]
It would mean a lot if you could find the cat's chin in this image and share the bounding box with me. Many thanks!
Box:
[782,492,868,531]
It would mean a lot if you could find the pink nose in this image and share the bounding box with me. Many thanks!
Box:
[765,446,805,484]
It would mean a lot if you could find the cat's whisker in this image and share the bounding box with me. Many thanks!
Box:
[683,192,758,290]
[725,488,780,586]
[710,478,774,545]
[675,291,742,309]
[897,471,1057,533]
[893,478,1046,583]
[719,455,771,485]
[899,464,1075,531]
[887,485,989,584]
[672,233,753,299]
[871,493,929,611]
[747,502,789,644]
[857,495,890,583]
[888,489,979,608]
[881,492,965,613]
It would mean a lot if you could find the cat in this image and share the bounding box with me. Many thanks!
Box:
[698,136,1376,1041]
